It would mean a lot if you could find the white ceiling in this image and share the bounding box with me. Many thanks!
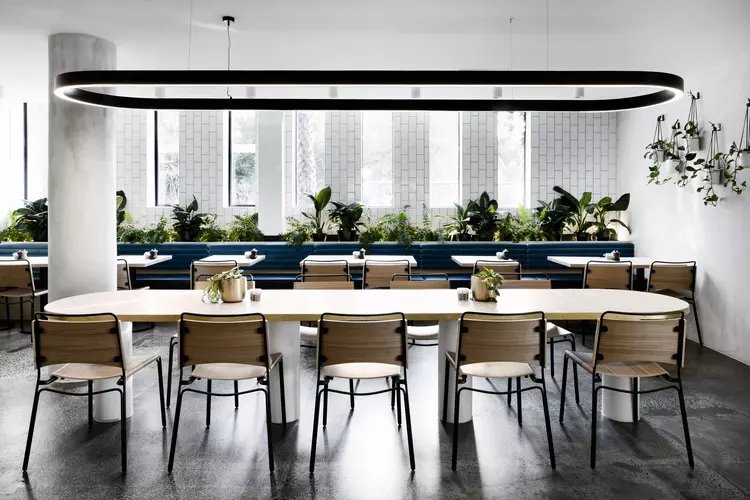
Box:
[0,0,746,100]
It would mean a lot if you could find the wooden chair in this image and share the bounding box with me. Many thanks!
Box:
[168,312,286,473]
[497,278,577,380]
[0,259,47,334]
[583,260,633,290]
[472,260,521,280]
[190,260,239,289]
[116,258,132,290]
[293,276,355,346]
[648,261,702,345]
[445,311,555,471]
[390,273,450,346]
[362,260,411,289]
[559,311,693,468]
[166,272,255,408]
[301,260,351,281]
[24,312,165,474]
[310,312,414,472]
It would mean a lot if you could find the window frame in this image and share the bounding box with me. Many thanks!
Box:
[226,110,258,208]
[153,110,181,207]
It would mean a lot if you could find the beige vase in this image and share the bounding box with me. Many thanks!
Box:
[471,275,495,302]
[220,276,247,303]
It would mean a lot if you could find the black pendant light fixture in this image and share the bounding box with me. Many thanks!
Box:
[53,9,684,112]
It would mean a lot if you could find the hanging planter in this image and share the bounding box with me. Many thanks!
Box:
[694,123,723,206]
[684,91,701,152]
[664,119,685,173]
[645,115,670,184]
[738,99,750,168]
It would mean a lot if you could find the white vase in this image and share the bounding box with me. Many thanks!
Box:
[665,159,682,173]
[686,136,700,152]
[220,276,247,303]
[656,149,666,163]
[704,168,722,185]
[471,275,494,302]
[739,151,750,168]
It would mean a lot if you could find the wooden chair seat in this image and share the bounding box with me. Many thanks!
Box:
[546,322,573,339]
[193,361,267,381]
[53,352,160,381]
[0,288,47,298]
[323,362,401,380]
[407,324,439,340]
[300,325,318,341]
[451,354,534,379]
[653,288,690,299]
[564,350,668,377]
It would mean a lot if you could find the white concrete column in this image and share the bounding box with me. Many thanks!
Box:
[48,34,117,301]
[256,111,285,235]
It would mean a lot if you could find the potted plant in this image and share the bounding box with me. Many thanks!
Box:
[586,194,631,241]
[436,201,472,241]
[535,198,571,241]
[328,201,364,241]
[301,186,331,241]
[202,267,247,303]
[467,192,501,241]
[13,198,49,242]
[552,186,595,241]
[471,267,504,302]
[280,217,314,249]
[171,196,209,242]
[684,91,701,152]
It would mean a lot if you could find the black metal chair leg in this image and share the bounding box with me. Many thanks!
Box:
[677,383,695,467]
[309,386,323,473]
[156,359,166,427]
[263,388,274,472]
[549,340,555,378]
[391,379,396,409]
[691,298,703,346]
[22,386,41,471]
[516,377,522,427]
[206,380,212,427]
[396,377,402,427]
[590,384,598,469]
[120,386,127,474]
[631,378,639,423]
[507,378,512,406]
[573,364,580,405]
[442,357,450,422]
[167,389,184,473]
[559,356,569,423]
[451,386,462,470]
[540,378,556,469]
[349,379,355,410]
[401,381,416,471]
[2,298,10,331]
[278,359,287,430]
[166,337,177,408]
[88,381,93,428]
[234,381,239,409]
[322,384,329,428]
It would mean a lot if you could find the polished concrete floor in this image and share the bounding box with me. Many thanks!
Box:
[1,322,749,500]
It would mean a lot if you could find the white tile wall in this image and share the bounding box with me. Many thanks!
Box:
[116,110,618,227]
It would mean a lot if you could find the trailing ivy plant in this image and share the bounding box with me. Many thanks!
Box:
[645,115,670,185]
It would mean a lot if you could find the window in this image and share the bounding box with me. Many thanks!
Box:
[361,111,393,207]
[228,111,259,206]
[155,111,180,206]
[496,112,526,208]
[295,111,326,206]
[428,112,460,207]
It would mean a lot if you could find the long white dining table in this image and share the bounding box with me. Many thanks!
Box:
[44,288,689,425]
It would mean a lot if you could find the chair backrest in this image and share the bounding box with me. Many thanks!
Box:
[472,260,521,280]
[32,313,124,375]
[363,260,411,289]
[193,274,255,291]
[648,261,696,293]
[301,260,351,282]
[457,312,546,367]
[0,259,35,290]
[116,259,131,290]
[499,279,552,289]
[190,260,239,290]
[389,277,450,289]
[294,280,355,290]
[593,311,685,371]
[317,312,407,369]
[178,313,270,371]
[583,260,633,290]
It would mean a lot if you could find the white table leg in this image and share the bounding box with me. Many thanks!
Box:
[437,320,473,423]
[93,321,133,422]
[601,375,639,422]
[267,320,300,424]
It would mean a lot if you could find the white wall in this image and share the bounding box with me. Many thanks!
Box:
[617,3,750,361]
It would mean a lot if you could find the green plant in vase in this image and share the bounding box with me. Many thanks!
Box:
[535,198,571,241]
[471,267,504,302]
[171,196,210,242]
[280,217,314,249]
[302,186,331,241]
[586,194,630,241]
[202,266,244,304]
[552,186,594,241]
[228,213,264,242]
[329,201,364,241]
[467,191,501,241]
[13,198,48,242]
[436,202,472,241]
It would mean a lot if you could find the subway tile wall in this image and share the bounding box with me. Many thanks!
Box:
[117,110,618,227]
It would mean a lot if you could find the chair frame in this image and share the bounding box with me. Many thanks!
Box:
[0,258,45,334]
[24,312,166,474]
[559,310,694,469]
[168,312,286,473]
[309,312,415,472]
[472,260,522,278]
[390,273,449,347]
[295,273,354,282]
[189,260,239,290]
[583,260,634,290]
[116,258,132,290]
[648,261,702,345]
[362,259,411,289]
[445,311,555,471]
[301,259,351,280]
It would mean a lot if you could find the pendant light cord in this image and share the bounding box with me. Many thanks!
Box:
[225,18,233,99]
[545,0,550,71]
[509,17,514,100]
[187,0,194,69]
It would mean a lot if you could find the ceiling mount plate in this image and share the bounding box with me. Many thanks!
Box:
[53,70,684,112]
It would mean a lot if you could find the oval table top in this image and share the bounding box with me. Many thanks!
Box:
[44,288,690,323]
